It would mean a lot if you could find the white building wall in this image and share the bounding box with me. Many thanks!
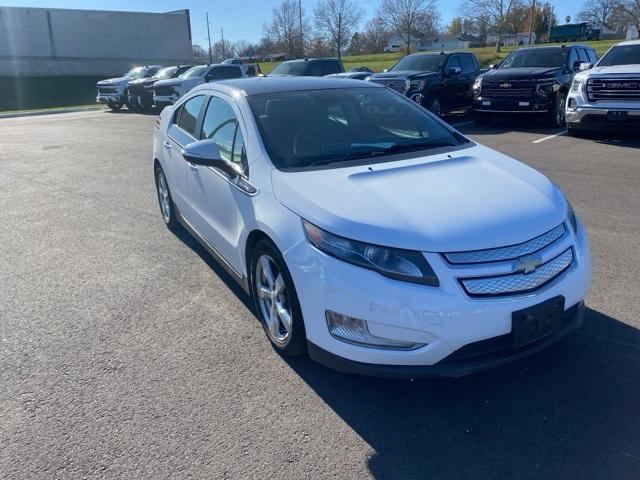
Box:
[0,7,193,76]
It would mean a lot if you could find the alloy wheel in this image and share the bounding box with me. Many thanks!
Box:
[156,171,171,222]
[255,254,292,344]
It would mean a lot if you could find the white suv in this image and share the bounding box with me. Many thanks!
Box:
[567,40,640,136]
[153,77,591,378]
[153,64,248,107]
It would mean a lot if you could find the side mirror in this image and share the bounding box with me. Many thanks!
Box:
[579,62,593,71]
[182,139,238,179]
[447,67,462,77]
[489,64,497,70]
[572,60,582,72]
[383,68,388,73]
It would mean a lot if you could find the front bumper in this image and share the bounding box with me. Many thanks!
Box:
[473,97,553,114]
[308,301,585,378]
[566,105,640,131]
[153,94,179,106]
[96,93,126,104]
[285,221,591,375]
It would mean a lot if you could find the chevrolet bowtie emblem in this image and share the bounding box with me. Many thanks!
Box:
[500,82,512,88]
[514,254,543,274]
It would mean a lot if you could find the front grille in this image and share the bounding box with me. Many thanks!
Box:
[445,224,566,264]
[154,85,176,96]
[587,77,640,102]
[97,85,117,94]
[482,79,534,98]
[369,78,409,95]
[459,248,574,297]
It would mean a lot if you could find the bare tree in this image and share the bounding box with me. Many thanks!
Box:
[460,0,520,53]
[378,0,440,53]
[617,0,640,31]
[267,0,306,59]
[578,0,621,28]
[361,16,392,53]
[314,0,364,60]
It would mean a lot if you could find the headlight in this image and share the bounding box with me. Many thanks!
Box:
[571,79,582,92]
[409,79,426,91]
[303,220,439,286]
[567,201,579,233]
[473,77,482,92]
[535,78,556,97]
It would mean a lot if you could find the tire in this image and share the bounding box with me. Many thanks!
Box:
[107,101,122,111]
[427,96,442,118]
[154,166,180,231]
[547,91,567,128]
[250,239,307,357]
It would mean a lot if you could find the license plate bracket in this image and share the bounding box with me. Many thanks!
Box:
[511,296,565,349]
[607,111,628,121]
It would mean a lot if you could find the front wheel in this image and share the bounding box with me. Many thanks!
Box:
[107,101,122,111]
[426,96,442,118]
[547,91,567,127]
[250,239,306,356]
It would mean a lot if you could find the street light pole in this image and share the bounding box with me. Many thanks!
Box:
[206,12,213,64]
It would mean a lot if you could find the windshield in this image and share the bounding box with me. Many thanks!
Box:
[270,61,307,76]
[598,44,640,66]
[124,67,147,78]
[152,67,179,80]
[247,88,467,170]
[179,66,207,79]
[499,48,567,69]
[391,54,446,72]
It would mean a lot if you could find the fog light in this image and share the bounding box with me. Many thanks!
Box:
[325,311,425,350]
[567,98,578,111]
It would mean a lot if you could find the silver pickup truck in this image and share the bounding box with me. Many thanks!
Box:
[566,40,640,136]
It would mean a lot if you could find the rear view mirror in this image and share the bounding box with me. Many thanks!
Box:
[182,139,238,179]
[579,62,593,71]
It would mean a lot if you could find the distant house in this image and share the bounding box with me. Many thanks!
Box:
[627,25,640,40]
[486,32,536,46]
[419,35,471,51]
[263,53,288,62]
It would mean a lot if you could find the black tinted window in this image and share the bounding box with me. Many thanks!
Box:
[391,54,446,72]
[306,62,323,76]
[177,95,205,136]
[207,66,242,81]
[321,61,341,75]
[460,55,476,73]
[447,56,462,71]
[500,48,568,68]
[598,45,640,66]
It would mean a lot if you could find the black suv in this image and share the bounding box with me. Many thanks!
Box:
[472,45,598,126]
[268,58,345,77]
[366,51,483,116]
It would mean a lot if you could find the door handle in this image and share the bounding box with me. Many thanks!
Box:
[163,141,171,149]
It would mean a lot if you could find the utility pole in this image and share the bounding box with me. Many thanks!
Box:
[528,0,536,45]
[221,27,226,60]
[298,0,304,58]
[206,12,213,64]
[548,4,554,43]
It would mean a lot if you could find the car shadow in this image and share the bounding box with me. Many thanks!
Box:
[283,308,640,479]
[103,108,160,116]
[577,131,640,150]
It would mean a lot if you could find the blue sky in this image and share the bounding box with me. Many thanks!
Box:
[7,0,585,47]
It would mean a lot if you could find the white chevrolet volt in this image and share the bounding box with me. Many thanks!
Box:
[153,77,591,378]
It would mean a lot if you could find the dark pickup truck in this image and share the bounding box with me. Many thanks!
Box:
[366,51,484,116]
[472,45,598,127]
[127,65,193,110]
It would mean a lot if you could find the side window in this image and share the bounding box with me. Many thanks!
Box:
[460,55,476,73]
[577,48,589,63]
[321,61,341,76]
[568,48,580,69]
[176,95,205,136]
[588,49,598,64]
[201,96,248,174]
[447,56,462,72]
[306,62,323,76]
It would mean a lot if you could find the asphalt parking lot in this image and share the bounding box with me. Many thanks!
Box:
[1,109,639,479]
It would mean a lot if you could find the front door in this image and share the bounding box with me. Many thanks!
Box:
[184,94,251,274]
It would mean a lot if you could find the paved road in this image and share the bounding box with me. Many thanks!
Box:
[1,110,639,479]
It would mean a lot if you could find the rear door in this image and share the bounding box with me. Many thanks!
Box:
[459,54,478,105]
[444,55,464,106]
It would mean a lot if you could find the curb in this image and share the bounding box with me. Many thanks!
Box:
[0,106,105,119]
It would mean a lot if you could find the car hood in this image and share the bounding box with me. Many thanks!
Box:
[579,64,640,78]
[97,76,131,86]
[482,67,563,80]
[369,70,439,79]
[128,77,156,86]
[154,77,201,88]
[271,143,566,252]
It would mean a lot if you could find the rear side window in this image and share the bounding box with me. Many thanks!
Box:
[577,48,589,63]
[177,95,205,136]
[321,60,341,75]
[206,66,242,81]
[460,55,476,73]
[306,62,323,76]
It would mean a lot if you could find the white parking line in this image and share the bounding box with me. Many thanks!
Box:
[451,121,475,128]
[532,130,567,144]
